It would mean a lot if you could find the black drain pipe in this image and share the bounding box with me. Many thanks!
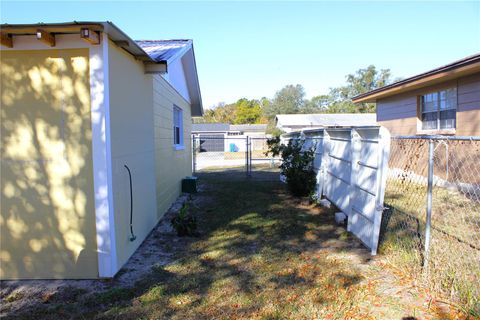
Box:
[124,164,136,242]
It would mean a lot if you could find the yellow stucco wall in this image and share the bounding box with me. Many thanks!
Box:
[107,40,158,269]
[107,41,193,272]
[153,75,193,217]
[0,49,98,279]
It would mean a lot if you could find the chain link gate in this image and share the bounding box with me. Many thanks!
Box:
[192,135,280,178]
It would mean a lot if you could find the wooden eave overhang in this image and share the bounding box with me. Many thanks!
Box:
[352,54,480,103]
[0,21,158,64]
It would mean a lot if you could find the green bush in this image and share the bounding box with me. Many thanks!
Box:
[267,136,317,197]
[171,203,197,236]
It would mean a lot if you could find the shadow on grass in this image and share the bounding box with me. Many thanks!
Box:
[6,170,375,319]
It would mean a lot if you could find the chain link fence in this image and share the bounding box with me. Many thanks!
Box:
[380,136,480,312]
[192,135,280,178]
[192,133,479,310]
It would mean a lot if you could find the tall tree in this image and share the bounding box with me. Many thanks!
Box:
[264,84,306,119]
[202,102,237,123]
[328,65,392,113]
[303,94,331,113]
[193,65,394,126]
[233,98,263,124]
[197,98,267,124]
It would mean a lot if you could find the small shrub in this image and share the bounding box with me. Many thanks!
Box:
[266,136,317,197]
[171,203,197,236]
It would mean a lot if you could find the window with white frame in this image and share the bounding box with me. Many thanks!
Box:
[420,88,457,131]
[173,106,183,148]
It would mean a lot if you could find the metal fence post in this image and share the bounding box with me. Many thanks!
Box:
[424,139,434,271]
[192,135,196,175]
[248,137,252,177]
[245,136,249,177]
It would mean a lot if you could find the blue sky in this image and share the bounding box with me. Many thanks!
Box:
[1,1,479,108]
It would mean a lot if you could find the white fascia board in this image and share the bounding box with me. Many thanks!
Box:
[187,44,203,115]
[90,33,118,277]
[164,40,192,64]
[181,46,203,116]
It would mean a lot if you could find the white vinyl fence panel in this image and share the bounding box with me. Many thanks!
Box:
[323,129,352,215]
[303,130,326,199]
[287,126,390,255]
[347,127,390,255]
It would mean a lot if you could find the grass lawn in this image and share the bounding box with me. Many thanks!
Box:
[2,170,470,319]
[382,176,480,313]
[224,150,270,160]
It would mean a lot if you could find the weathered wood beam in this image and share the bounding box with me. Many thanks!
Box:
[144,62,167,74]
[113,40,129,47]
[1,33,13,48]
[80,28,100,45]
[36,29,55,47]
[137,55,154,62]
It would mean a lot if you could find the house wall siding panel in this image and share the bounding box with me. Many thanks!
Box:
[108,40,158,270]
[458,74,480,94]
[376,73,480,136]
[456,110,480,136]
[153,75,193,220]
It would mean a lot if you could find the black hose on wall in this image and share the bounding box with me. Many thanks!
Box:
[124,164,136,242]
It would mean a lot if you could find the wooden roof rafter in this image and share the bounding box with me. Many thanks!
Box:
[36,29,55,47]
[80,28,100,45]
[1,33,13,48]
[1,23,106,48]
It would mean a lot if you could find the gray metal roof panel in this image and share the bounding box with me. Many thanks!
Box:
[192,123,230,132]
[230,124,268,132]
[136,40,192,62]
[276,114,377,127]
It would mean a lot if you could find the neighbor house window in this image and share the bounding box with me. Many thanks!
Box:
[173,106,184,149]
[420,88,457,131]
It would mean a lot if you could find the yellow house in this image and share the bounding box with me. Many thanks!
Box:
[0,21,203,279]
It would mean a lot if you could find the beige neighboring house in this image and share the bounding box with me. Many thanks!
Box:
[229,124,268,136]
[275,113,377,133]
[191,123,268,137]
[0,21,202,279]
[353,54,480,136]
